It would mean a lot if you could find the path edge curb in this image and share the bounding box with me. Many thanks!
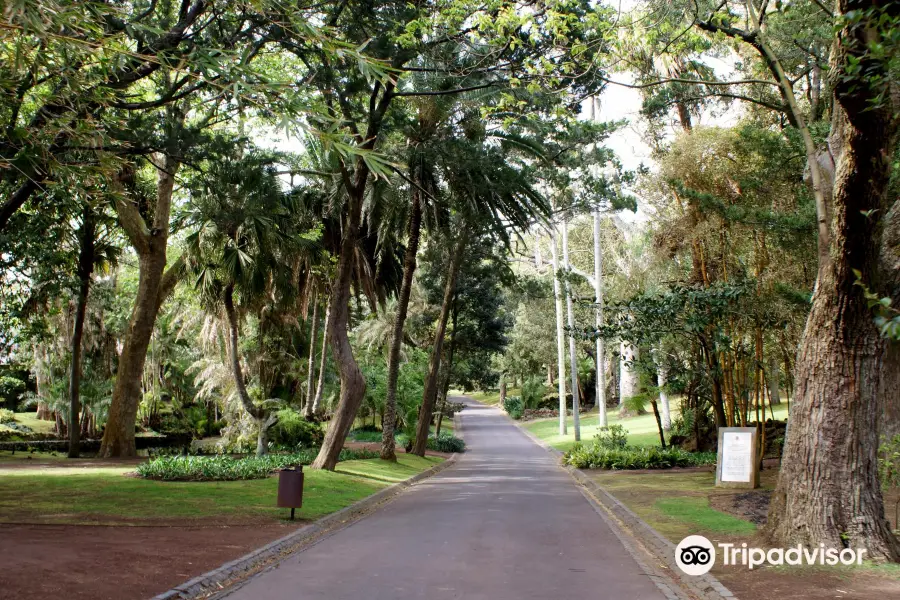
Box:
[150,452,459,600]
[507,413,738,600]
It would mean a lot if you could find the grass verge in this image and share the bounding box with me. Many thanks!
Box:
[0,455,443,525]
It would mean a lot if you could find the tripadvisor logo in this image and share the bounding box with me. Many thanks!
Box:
[675,535,716,576]
[675,535,868,576]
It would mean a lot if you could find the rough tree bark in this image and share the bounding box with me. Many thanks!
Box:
[99,155,183,457]
[68,206,95,458]
[766,1,900,559]
[412,230,468,457]
[381,191,422,461]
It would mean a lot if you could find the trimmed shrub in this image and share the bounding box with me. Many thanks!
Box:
[503,395,524,420]
[269,409,324,449]
[135,448,379,481]
[428,432,465,453]
[564,445,716,470]
[595,424,628,450]
[521,377,547,410]
[0,408,16,424]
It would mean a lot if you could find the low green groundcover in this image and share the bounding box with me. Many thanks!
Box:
[135,448,379,481]
[564,444,717,470]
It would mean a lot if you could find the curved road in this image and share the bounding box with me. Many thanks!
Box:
[222,398,670,600]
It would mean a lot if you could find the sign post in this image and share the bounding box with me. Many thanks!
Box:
[715,427,759,489]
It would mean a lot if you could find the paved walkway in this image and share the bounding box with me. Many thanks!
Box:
[222,398,669,600]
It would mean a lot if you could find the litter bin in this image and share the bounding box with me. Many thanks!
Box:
[277,466,304,520]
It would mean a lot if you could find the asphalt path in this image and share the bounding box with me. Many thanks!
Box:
[222,397,668,600]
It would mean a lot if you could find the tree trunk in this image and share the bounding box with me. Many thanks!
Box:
[619,341,639,404]
[310,299,331,418]
[413,230,467,456]
[650,399,666,449]
[100,156,183,457]
[654,348,671,431]
[593,208,608,428]
[562,216,580,441]
[766,7,900,558]
[767,354,781,406]
[435,303,458,439]
[382,191,422,461]
[304,286,319,412]
[68,206,95,458]
[223,285,270,456]
[548,225,568,435]
[311,194,368,469]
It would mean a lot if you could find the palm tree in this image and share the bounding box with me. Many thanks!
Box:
[184,146,319,456]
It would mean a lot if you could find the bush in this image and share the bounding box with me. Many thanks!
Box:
[521,377,547,410]
[348,428,384,442]
[594,424,628,450]
[427,432,465,453]
[135,447,379,481]
[269,409,324,449]
[503,396,524,420]
[0,408,16,424]
[564,445,716,470]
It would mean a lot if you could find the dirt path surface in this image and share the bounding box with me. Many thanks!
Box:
[0,522,299,600]
[220,397,670,600]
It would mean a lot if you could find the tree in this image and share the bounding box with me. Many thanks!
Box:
[185,147,319,455]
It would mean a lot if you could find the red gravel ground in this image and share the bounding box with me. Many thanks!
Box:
[0,522,300,600]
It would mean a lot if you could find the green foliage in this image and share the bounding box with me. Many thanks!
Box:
[268,409,324,450]
[564,445,716,470]
[503,395,525,420]
[520,376,547,410]
[878,434,900,531]
[622,393,648,416]
[135,448,378,481]
[0,377,25,404]
[427,432,466,453]
[0,408,16,424]
[594,424,629,450]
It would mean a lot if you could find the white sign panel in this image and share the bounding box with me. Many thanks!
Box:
[720,431,753,483]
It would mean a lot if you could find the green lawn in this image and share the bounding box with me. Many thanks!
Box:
[0,455,442,525]
[0,412,57,437]
[461,388,520,406]
[522,403,790,452]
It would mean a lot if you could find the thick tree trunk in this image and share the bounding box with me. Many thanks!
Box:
[68,207,95,458]
[561,217,580,441]
[412,231,467,456]
[766,8,900,558]
[878,200,900,442]
[619,342,639,404]
[382,192,422,461]
[100,157,182,457]
[548,225,568,435]
[311,195,367,469]
[304,287,319,412]
[310,82,394,470]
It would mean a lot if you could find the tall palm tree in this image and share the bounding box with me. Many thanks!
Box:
[184,146,319,455]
